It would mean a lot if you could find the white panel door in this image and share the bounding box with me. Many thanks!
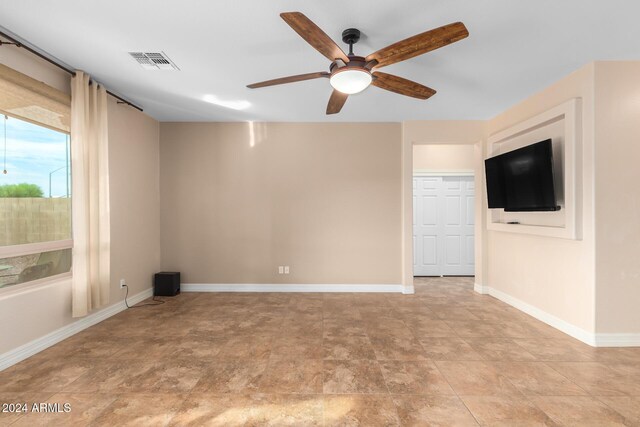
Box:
[413,177,441,276]
[441,176,475,275]
[413,176,475,276]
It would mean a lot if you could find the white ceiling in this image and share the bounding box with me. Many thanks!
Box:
[1,0,639,122]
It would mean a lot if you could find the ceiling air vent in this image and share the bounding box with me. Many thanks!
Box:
[128,52,179,70]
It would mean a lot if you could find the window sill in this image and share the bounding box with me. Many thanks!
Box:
[0,272,72,301]
[0,240,73,259]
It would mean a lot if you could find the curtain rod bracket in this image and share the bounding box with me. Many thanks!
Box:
[0,40,21,47]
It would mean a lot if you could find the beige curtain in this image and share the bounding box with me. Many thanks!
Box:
[71,71,110,317]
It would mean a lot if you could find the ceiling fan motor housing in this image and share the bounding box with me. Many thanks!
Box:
[342,28,361,46]
[329,56,367,73]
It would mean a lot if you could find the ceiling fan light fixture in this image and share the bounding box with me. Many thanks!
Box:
[329,68,372,94]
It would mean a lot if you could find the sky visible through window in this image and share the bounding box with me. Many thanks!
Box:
[1,116,70,198]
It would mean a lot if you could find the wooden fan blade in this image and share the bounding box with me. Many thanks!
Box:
[247,72,330,89]
[372,72,436,99]
[326,90,348,114]
[366,22,468,68]
[281,12,349,63]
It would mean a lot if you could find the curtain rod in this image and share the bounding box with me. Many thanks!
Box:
[0,30,143,112]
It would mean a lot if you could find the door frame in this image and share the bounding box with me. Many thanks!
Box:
[400,130,487,295]
[413,171,475,177]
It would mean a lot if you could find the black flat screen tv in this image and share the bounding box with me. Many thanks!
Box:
[485,139,560,212]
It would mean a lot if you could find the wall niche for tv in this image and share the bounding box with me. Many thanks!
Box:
[486,98,582,240]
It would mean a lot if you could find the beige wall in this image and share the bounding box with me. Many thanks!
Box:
[413,144,475,171]
[107,97,160,303]
[160,122,402,285]
[594,61,640,334]
[485,64,597,334]
[0,47,160,355]
[404,120,486,145]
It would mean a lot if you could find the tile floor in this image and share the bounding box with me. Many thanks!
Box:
[1,276,639,426]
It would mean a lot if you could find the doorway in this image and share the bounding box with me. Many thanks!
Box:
[413,174,475,276]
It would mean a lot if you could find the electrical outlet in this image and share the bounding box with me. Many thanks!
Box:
[119,279,126,288]
[284,266,290,274]
[278,266,284,274]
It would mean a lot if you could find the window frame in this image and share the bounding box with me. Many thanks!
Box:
[0,113,73,294]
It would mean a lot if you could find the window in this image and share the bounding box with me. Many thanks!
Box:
[0,115,72,289]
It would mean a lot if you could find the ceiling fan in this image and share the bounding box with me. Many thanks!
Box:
[247,12,469,114]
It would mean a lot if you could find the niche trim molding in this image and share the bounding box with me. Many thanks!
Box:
[486,98,582,240]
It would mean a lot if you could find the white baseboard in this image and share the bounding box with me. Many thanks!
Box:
[0,287,153,372]
[182,283,405,293]
[474,283,490,294]
[480,284,640,347]
[593,333,640,347]
[474,284,640,347]
[403,285,415,295]
[486,285,596,346]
